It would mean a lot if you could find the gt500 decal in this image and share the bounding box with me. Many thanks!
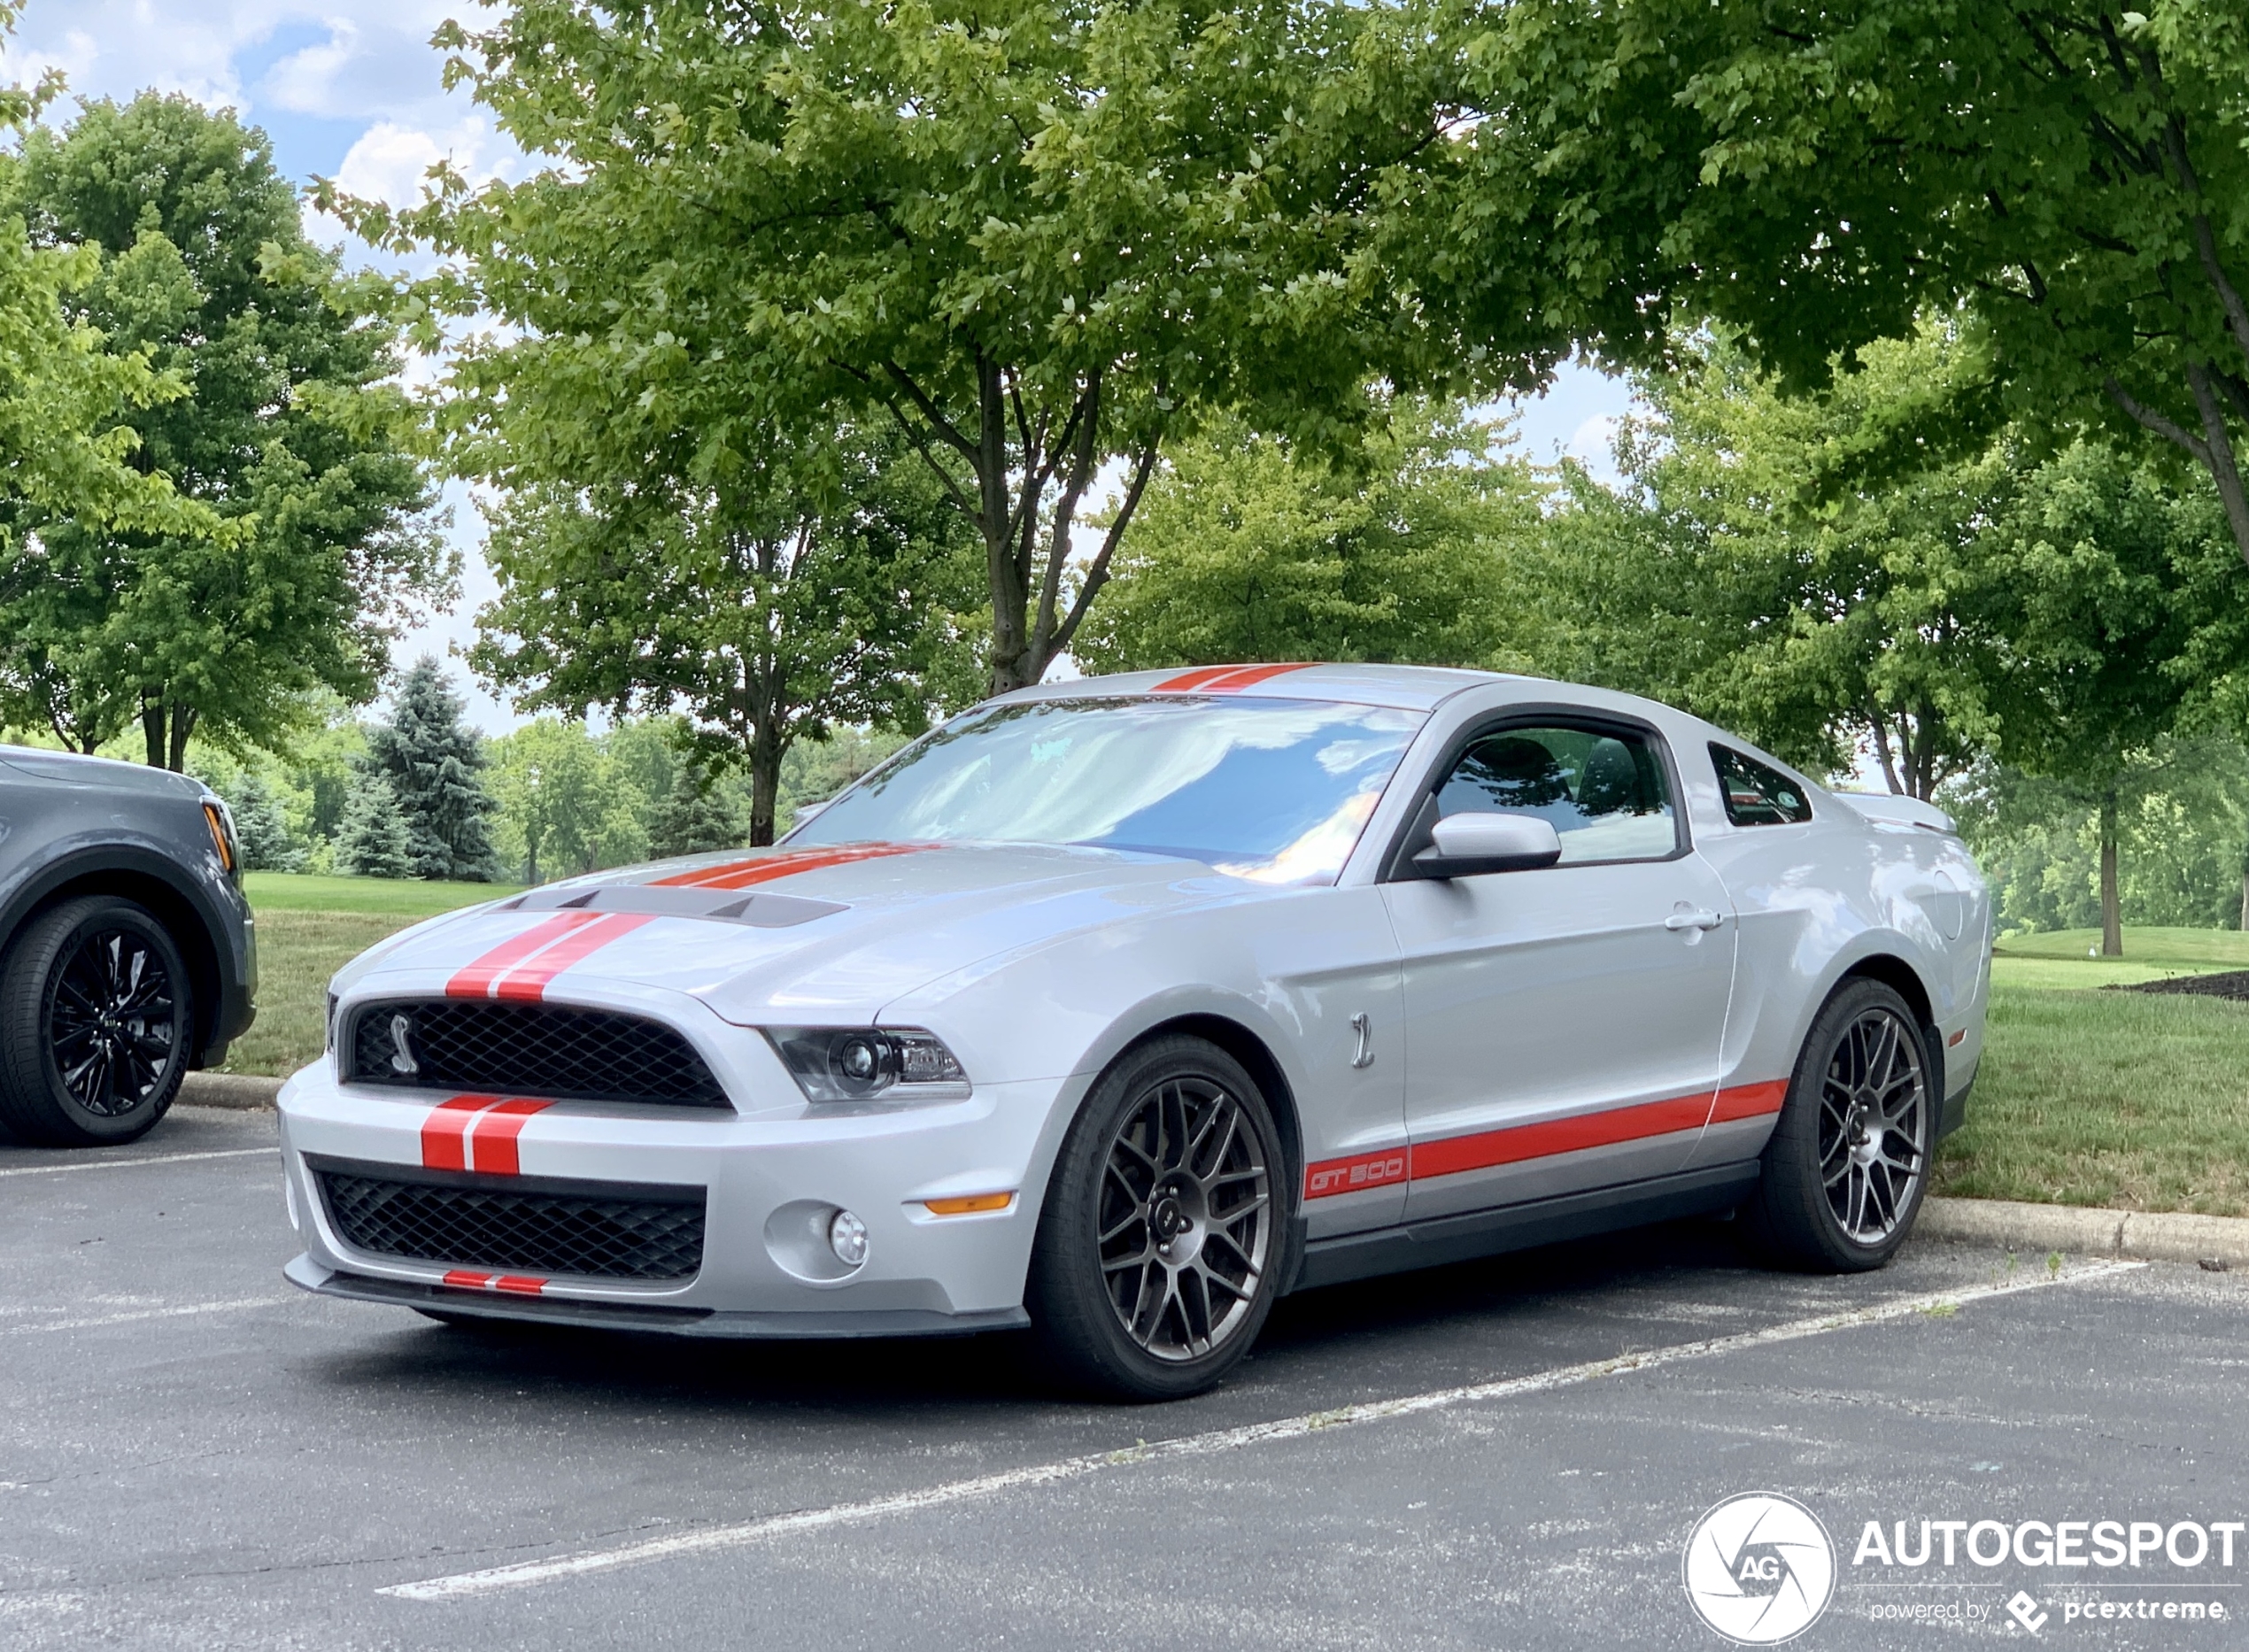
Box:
[1304,1152,1408,1198]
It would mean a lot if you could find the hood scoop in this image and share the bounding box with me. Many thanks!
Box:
[495,884,846,928]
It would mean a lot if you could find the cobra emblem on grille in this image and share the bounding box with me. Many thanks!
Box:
[388,1012,420,1076]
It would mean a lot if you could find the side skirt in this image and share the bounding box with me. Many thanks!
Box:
[1289,1162,1762,1293]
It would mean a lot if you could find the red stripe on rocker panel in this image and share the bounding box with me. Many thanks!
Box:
[490,913,653,1001]
[421,1094,502,1171]
[1303,1147,1410,1200]
[446,912,603,1000]
[1709,1080,1789,1123]
[464,1098,553,1176]
[1409,1091,1715,1183]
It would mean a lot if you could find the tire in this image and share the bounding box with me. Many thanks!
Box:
[1742,978,1936,1271]
[0,898,193,1147]
[1026,1036,1293,1401]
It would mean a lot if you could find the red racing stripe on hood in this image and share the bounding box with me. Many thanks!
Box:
[653,842,926,891]
[446,911,603,1000]
[490,913,653,1001]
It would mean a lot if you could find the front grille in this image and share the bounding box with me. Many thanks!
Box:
[315,1161,707,1281]
[347,1000,730,1109]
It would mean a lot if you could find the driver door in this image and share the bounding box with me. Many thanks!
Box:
[1380,715,1737,1222]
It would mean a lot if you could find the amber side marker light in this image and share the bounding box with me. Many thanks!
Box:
[202,801,236,874]
[924,1193,1013,1216]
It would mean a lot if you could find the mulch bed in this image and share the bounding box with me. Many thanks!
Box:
[2110,969,2249,1002]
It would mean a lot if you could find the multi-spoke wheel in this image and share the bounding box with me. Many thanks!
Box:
[1029,1036,1293,1400]
[0,898,193,1146]
[1743,978,1936,1271]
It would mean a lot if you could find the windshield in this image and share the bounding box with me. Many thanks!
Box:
[790,696,1425,884]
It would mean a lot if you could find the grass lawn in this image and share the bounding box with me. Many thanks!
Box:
[218,873,518,1080]
[1936,926,2249,1217]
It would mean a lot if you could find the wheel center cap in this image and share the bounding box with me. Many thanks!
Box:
[1152,1195,1189,1243]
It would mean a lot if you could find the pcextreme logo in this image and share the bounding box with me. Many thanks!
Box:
[1683,1492,1839,1645]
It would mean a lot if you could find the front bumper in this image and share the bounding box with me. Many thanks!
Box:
[276,1059,1072,1331]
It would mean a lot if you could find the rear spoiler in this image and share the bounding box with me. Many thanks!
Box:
[1832,791,1958,835]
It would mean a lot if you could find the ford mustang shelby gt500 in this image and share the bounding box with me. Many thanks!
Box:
[277,664,1989,1399]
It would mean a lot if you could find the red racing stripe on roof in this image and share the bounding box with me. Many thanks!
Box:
[653,843,926,891]
[464,1098,553,1176]
[490,913,653,1001]
[445,912,603,1000]
[1150,662,1315,694]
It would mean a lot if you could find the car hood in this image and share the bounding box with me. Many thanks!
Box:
[0,745,212,799]
[335,841,1271,1021]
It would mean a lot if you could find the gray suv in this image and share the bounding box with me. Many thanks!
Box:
[0,747,257,1146]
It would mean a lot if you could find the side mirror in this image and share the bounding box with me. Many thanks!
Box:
[1412,812,1563,878]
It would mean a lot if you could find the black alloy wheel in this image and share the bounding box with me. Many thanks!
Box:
[1742,977,1935,1272]
[0,897,193,1146]
[1028,1035,1293,1401]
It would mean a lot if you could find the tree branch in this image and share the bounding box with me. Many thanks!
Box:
[2105,375,2211,465]
[1049,442,1159,659]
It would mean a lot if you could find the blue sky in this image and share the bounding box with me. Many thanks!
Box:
[6,0,1634,730]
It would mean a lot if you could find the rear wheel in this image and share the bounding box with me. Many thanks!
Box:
[1743,978,1935,1271]
[0,898,192,1146]
[1027,1036,1290,1401]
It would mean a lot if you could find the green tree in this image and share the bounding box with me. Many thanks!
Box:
[474,424,980,845]
[649,758,745,860]
[333,769,415,878]
[1450,2,2249,567]
[214,767,303,873]
[1076,397,1542,672]
[350,0,1482,695]
[485,717,647,884]
[3,94,448,768]
[362,657,501,882]
[1526,331,2013,792]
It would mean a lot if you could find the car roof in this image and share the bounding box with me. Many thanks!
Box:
[1000,662,1532,714]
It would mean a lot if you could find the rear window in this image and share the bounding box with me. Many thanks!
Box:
[1711,745,1813,825]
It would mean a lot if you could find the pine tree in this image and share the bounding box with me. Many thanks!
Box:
[650,760,745,859]
[220,769,303,872]
[334,771,416,879]
[364,658,501,882]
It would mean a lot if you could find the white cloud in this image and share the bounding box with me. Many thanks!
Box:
[334,114,499,207]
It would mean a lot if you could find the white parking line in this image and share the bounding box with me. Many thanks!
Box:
[0,1148,272,1179]
[382,1257,2145,1602]
[1,1297,295,1335]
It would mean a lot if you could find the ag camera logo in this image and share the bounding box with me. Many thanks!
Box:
[1683,1493,1837,1644]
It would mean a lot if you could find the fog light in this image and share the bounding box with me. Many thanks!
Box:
[828,1208,869,1268]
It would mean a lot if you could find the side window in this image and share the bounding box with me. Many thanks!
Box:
[1711,745,1813,825]
[1436,723,1678,864]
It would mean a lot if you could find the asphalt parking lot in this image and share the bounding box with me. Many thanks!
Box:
[3,1105,2243,1650]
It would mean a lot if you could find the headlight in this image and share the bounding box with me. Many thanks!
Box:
[764,1027,970,1102]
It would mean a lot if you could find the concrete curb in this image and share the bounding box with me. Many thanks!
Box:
[181,1072,283,1110]
[1921,1194,2247,1270]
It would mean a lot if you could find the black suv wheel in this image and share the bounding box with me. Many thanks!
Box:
[0,897,193,1146]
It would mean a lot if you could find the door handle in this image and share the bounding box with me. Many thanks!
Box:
[1665,907,1724,932]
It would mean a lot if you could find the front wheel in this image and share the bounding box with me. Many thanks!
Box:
[1026,1036,1291,1401]
[1742,978,1936,1271]
[0,898,193,1146]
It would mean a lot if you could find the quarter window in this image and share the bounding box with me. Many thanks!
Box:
[1711,745,1813,825]
[1435,723,1678,864]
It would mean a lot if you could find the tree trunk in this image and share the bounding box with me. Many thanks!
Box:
[748,726,780,848]
[141,699,166,768]
[2098,784,2123,957]
[2239,854,2248,932]
[166,706,195,773]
